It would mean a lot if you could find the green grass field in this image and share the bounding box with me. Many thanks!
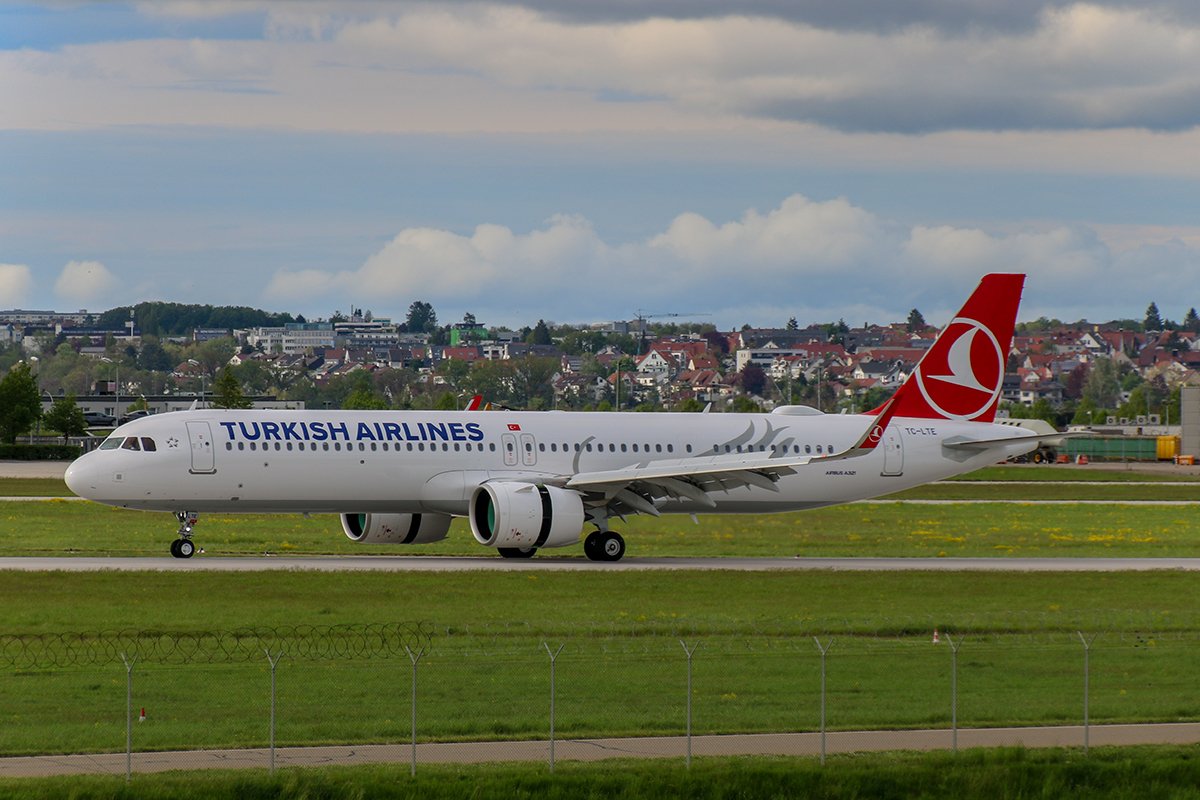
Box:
[3,497,1199,558]
[1,570,1197,756]
[2,464,1199,777]
[5,749,1200,800]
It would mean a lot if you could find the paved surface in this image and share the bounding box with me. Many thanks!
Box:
[2,555,1200,572]
[3,723,1199,777]
[0,460,72,478]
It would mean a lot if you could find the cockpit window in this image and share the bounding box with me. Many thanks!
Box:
[141,437,157,452]
[99,437,124,451]
[121,437,141,451]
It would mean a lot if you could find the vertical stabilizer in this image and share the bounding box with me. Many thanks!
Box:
[881,273,1024,423]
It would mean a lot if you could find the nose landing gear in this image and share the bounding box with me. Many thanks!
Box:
[172,511,199,558]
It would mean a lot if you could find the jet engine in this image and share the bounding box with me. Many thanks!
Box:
[469,482,584,550]
[340,513,452,545]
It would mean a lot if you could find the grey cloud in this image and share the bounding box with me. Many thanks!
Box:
[503,0,1200,34]
[755,84,1200,134]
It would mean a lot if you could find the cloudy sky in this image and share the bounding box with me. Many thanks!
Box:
[3,1,1200,330]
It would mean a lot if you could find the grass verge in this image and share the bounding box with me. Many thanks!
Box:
[1,571,1197,755]
[4,748,1200,799]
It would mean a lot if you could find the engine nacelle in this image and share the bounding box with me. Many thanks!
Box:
[469,483,584,550]
[340,513,451,545]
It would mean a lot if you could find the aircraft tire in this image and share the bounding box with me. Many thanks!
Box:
[498,547,536,559]
[599,532,626,562]
[177,539,195,559]
[169,539,181,558]
[583,531,605,561]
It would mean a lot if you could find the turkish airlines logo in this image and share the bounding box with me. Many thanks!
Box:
[867,424,884,444]
[914,317,1004,420]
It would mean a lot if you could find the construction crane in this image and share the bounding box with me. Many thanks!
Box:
[633,310,709,355]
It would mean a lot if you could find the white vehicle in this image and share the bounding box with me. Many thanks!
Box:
[66,274,1054,561]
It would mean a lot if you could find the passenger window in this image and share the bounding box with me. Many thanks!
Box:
[655,444,663,453]
[667,445,674,453]
[816,445,823,454]
[609,444,615,452]
[686,445,692,453]
[620,444,627,452]
[805,445,812,454]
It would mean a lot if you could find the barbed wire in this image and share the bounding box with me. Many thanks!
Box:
[426,629,1200,660]
[0,622,433,669]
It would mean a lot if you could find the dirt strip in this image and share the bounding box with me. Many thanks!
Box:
[3,723,1199,778]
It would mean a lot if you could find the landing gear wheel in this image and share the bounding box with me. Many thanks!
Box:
[599,532,626,562]
[169,539,181,558]
[498,547,537,559]
[176,539,195,558]
[583,531,604,561]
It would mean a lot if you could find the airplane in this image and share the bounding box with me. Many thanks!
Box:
[65,273,1056,562]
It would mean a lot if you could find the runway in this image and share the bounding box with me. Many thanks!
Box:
[2,555,1200,572]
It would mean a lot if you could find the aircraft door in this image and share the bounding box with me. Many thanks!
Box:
[186,421,216,474]
[501,433,518,467]
[881,427,903,477]
[519,433,538,466]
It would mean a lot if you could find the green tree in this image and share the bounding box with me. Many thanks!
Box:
[786,317,798,331]
[211,368,253,409]
[1144,302,1163,331]
[406,301,438,334]
[343,388,388,410]
[730,395,761,413]
[906,308,926,333]
[0,362,41,443]
[1184,308,1200,333]
[136,337,174,371]
[676,397,705,412]
[43,395,87,441]
[1081,358,1120,410]
[528,319,552,346]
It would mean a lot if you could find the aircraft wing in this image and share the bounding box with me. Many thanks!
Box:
[559,402,899,517]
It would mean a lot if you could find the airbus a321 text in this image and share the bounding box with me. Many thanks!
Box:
[66,273,1055,562]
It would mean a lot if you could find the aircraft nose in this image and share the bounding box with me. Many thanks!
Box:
[64,456,94,497]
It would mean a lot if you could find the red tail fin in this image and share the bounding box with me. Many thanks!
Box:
[882,273,1024,423]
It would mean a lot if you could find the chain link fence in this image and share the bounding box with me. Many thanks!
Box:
[2,624,1198,779]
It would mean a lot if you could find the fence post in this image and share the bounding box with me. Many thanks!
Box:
[680,641,699,768]
[944,634,963,753]
[404,644,425,776]
[542,642,564,772]
[119,652,136,783]
[1077,631,1097,755]
[264,649,282,775]
[813,637,833,766]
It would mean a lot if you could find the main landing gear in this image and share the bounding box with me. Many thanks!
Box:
[583,531,626,562]
[171,511,199,559]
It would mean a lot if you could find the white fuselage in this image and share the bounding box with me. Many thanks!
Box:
[65,408,1033,516]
